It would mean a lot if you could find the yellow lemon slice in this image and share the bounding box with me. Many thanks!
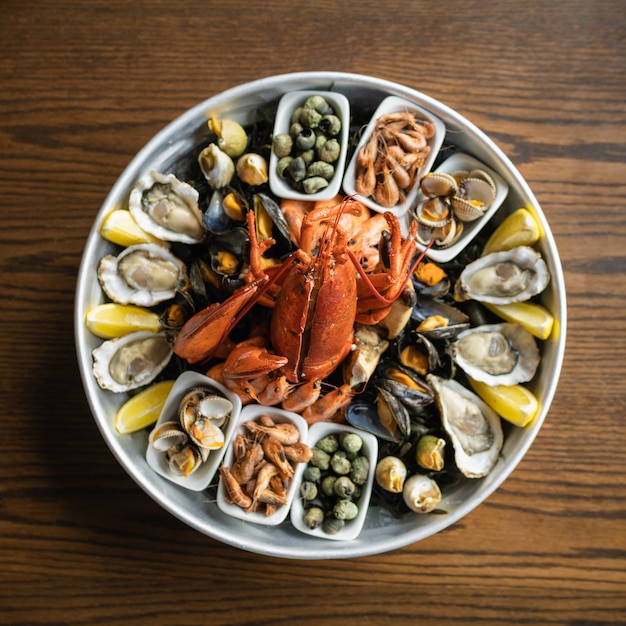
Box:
[114,380,176,434]
[99,209,165,247]
[85,303,162,339]
[482,208,542,254]
[468,378,541,428]
[484,301,554,340]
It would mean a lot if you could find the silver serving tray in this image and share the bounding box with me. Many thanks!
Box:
[74,72,567,559]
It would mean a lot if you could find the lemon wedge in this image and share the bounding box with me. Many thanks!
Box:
[114,380,175,434]
[85,303,162,339]
[482,208,542,254]
[99,209,165,247]
[484,301,554,340]
[468,378,541,428]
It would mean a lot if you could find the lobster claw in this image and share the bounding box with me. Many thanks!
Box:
[222,340,288,379]
[173,280,264,364]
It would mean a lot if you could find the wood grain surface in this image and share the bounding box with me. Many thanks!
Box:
[1,0,625,623]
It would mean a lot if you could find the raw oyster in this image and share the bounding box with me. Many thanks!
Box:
[92,330,174,393]
[98,243,187,306]
[454,246,550,304]
[427,374,503,478]
[129,170,206,244]
[452,323,540,386]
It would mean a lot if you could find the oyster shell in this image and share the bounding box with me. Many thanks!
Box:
[454,246,550,304]
[92,330,173,393]
[98,243,187,306]
[129,170,206,244]
[427,374,503,478]
[452,323,540,386]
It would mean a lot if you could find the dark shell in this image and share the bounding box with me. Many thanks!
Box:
[254,193,291,242]
[410,295,470,341]
[376,386,411,440]
[345,399,402,443]
[204,189,236,234]
[397,331,439,375]
[374,366,435,412]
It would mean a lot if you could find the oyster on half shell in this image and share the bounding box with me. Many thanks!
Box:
[427,374,503,478]
[98,243,187,307]
[92,330,174,393]
[454,246,550,304]
[452,323,540,386]
[129,170,206,244]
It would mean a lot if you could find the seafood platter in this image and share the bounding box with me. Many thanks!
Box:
[75,72,566,559]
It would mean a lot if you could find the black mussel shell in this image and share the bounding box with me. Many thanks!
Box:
[375,386,411,440]
[254,193,291,243]
[397,331,439,375]
[374,374,434,413]
[345,399,403,443]
[411,274,451,299]
[204,189,236,235]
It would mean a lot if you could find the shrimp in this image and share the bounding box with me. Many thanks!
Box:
[219,466,252,509]
[301,383,355,425]
[281,378,322,414]
[283,442,313,464]
[231,441,264,484]
[262,436,293,478]
[244,420,301,445]
[252,462,280,502]
[256,374,292,406]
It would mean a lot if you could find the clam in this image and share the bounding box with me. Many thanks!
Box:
[452,323,540,386]
[454,246,550,304]
[451,177,495,222]
[427,374,503,478]
[179,386,233,453]
[128,170,207,244]
[92,330,174,393]
[414,196,452,228]
[419,171,459,198]
[98,243,187,307]
[149,421,188,451]
[166,444,204,477]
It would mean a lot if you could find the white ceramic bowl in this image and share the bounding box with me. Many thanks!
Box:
[413,152,509,263]
[290,422,378,542]
[75,72,567,559]
[269,90,350,202]
[342,95,445,218]
[217,405,308,526]
[145,371,242,492]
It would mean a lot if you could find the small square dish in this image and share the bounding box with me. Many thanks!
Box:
[414,152,510,263]
[269,90,350,202]
[145,371,242,492]
[290,422,378,542]
[342,95,445,218]
[217,405,309,526]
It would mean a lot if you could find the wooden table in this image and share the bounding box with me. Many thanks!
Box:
[2,0,624,623]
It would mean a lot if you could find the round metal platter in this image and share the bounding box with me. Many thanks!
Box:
[74,72,567,559]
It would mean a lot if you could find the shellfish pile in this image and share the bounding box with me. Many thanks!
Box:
[85,89,554,532]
